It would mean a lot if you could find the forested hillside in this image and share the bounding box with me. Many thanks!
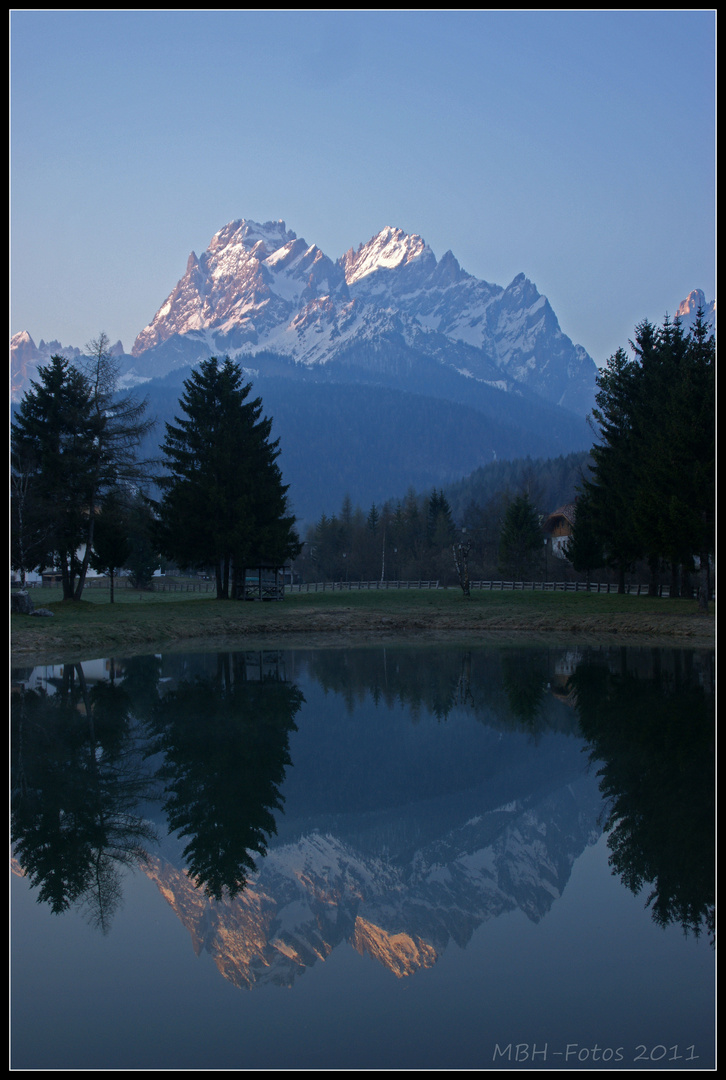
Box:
[136,368,592,527]
[444,451,592,521]
[299,452,593,587]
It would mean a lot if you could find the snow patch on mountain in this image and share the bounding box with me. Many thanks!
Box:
[143,771,602,991]
[13,212,715,421]
[674,288,715,333]
[121,218,603,412]
[340,226,432,286]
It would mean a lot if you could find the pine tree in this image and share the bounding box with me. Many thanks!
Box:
[366,504,380,532]
[11,339,155,599]
[426,489,455,547]
[564,493,604,590]
[88,489,133,602]
[498,492,543,581]
[125,494,160,590]
[11,356,97,598]
[158,357,301,598]
[75,333,156,597]
[582,344,644,591]
[629,314,714,601]
[583,313,715,606]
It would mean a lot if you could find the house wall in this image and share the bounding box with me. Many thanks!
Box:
[550,535,571,558]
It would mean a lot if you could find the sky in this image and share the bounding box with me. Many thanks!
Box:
[10,9,716,368]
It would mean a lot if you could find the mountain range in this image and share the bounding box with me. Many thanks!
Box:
[137,648,602,991]
[144,768,601,991]
[122,218,599,416]
[10,219,715,523]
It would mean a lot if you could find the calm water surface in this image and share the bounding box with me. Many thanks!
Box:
[11,643,715,1070]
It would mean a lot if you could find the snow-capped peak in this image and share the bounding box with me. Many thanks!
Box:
[676,288,706,318]
[208,218,297,258]
[340,226,431,286]
[673,288,715,334]
[122,215,602,412]
[11,330,35,348]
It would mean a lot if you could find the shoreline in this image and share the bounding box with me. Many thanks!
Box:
[10,592,715,665]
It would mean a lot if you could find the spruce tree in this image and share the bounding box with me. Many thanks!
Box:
[11,339,154,599]
[581,312,714,606]
[11,356,97,598]
[498,492,543,581]
[564,492,604,590]
[158,357,301,598]
[582,344,644,591]
[75,333,156,597]
[88,489,133,602]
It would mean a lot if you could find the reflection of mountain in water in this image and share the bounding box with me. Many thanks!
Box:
[144,740,601,989]
[13,644,714,982]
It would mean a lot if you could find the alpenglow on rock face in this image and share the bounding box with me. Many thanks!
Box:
[674,288,716,335]
[128,218,600,415]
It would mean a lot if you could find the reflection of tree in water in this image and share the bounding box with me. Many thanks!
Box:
[11,664,157,933]
[306,646,480,721]
[570,650,714,941]
[500,649,549,734]
[146,653,304,901]
[306,646,570,737]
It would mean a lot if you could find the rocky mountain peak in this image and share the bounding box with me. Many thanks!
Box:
[676,288,707,317]
[10,333,83,401]
[131,218,350,358]
[208,218,297,258]
[340,225,432,286]
[121,216,602,412]
[674,288,716,332]
[20,216,713,422]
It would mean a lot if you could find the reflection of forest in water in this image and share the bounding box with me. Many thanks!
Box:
[11,644,714,945]
[570,648,715,942]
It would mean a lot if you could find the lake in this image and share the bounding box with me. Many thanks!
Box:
[11,642,715,1070]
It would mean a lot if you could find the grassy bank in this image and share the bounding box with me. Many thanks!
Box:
[11,585,715,665]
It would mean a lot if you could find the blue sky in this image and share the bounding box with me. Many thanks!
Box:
[11,9,715,367]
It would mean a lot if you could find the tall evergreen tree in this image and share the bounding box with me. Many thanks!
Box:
[88,488,133,602]
[583,344,644,592]
[11,356,97,598]
[631,314,714,603]
[498,492,543,580]
[426,489,456,547]
[158,357,301,599]
[11,338,155,600]
[563,492,604,590]
[74,333,156,597]
[685,310,716,610]
[582,313,715,606]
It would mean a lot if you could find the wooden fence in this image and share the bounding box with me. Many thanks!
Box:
[289,580,711,597]
[18,578,712,599]
[22,578,217,594]
[471,580,652,594]
[289,580,440,593]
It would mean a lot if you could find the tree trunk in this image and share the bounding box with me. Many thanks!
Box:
[669,560,680,599]
[234,565,247,601]
[698,551,710,613]
[74,509,96,600]
[648,555,659,597]
[617,564,625,594]
[61,554,75,600]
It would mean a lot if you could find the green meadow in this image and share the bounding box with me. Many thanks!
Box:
[11,584,714,666]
